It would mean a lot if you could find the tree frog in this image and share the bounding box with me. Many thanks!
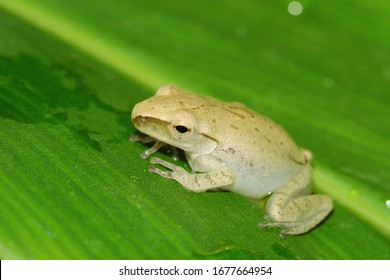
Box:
[131,85,333,236]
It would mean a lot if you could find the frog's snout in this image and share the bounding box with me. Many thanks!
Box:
[132,115,169,131]
[131,103,141,122]
[132,115,147,128]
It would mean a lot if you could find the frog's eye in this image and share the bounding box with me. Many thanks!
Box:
[171,121,193,136]
[175,125,190,134]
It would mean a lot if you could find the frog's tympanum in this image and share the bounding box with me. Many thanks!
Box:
[131,85,333,236]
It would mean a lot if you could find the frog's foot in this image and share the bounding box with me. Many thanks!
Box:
[149,157,186,178]
[140,141,165,159]
[258,221,301,238]
[149,156,235,192]
[259,194,333,236]
[130,135,164,159]
[131,135,182,161]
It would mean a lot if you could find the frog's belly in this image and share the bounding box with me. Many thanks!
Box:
[222,163,304,199]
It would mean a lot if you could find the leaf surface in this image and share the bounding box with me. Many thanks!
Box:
[0,0,389,259]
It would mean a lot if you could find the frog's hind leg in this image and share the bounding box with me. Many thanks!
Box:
[259,165,333,236]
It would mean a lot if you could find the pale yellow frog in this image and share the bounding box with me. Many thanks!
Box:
[131,85,333,236]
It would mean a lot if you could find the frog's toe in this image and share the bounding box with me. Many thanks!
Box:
[279,230,287,238]
[258,221,283,229]
[150,157,173,167]
[148,166,173,179]
[258,221,269,228]
[258,220,301,237]
[150,157,186,172]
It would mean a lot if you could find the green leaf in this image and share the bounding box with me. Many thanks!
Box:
[0,0,389,259]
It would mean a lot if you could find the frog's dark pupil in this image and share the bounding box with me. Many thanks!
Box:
[175,125,189,133]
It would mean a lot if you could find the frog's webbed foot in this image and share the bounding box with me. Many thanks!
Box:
[259,165,333,236]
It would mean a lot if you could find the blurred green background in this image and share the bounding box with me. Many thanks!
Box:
[0,0,389,259]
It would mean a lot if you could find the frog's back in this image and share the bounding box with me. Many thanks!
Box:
[194,97,309,198]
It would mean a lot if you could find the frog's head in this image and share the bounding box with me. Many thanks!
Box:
[131,85,217,154]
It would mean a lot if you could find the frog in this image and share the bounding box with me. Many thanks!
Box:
[131,85,333,236]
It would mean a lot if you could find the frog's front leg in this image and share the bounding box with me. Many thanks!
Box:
[259,165,333,236]
[149,156,235,192]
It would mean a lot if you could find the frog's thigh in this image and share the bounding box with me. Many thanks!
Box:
[261,165,333,236]
[150,156,235,192]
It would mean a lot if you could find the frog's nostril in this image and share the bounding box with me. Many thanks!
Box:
[133,115,147,126]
